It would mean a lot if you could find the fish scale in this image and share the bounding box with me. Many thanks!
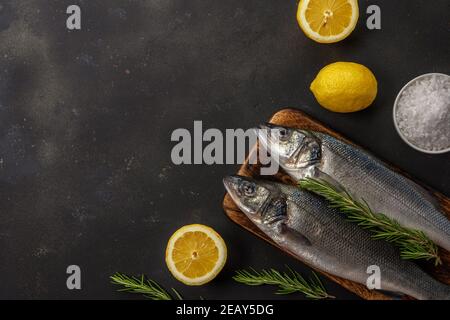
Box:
[283,186,404,268]
[315,132,450,250]
[223,175,450,300]
[257,125,450,252]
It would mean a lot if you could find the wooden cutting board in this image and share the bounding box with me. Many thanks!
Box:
[222,108,450,300]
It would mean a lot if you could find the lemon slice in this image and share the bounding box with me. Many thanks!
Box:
[165,224,227,286]
[297,0,359,43]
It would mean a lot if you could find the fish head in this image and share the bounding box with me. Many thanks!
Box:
[223,175,287,228]
[257,124,321,170]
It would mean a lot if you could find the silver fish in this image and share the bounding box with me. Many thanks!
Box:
[257,124,450,251]
[224,175,450,299]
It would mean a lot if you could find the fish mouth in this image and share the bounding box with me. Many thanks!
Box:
[223,175,245,208]
[256,123,296,161]
[257,124,321,167]
[223,175,270,218]
[223,175,238,195]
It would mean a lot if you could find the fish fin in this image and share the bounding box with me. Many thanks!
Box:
[313,169,346,193]
[279,199,313,247]
[280,223,312,247]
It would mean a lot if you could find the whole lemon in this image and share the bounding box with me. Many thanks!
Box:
[310,62,378,113]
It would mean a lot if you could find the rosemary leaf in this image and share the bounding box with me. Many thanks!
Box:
[299,178,441,266]
[233,267,334,299]
[110,272,181,300]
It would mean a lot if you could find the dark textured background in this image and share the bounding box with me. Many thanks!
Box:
[0,0,448,299]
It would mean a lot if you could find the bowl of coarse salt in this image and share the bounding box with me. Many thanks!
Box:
[393,73,450,154]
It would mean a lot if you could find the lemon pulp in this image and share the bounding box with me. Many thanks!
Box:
[297,0,359,43]
[166,224,227,285]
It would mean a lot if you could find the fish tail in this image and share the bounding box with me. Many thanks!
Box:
[397,264,450,300]
[412,279,450,300]
[432,283,450,300]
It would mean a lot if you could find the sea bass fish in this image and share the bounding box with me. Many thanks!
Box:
[256,124,450,252]
[224,175,450,300]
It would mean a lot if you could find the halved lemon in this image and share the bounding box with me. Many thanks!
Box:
[165,224,227,286]
[297,0,359,44]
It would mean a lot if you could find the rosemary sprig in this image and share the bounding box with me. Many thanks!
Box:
[299,178,441,266]
[233,267,334,299]
[110,272,182,300]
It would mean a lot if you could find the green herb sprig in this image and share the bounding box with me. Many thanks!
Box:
[299,178,441,266]
[110,272,182,300]
[233,267,334,299]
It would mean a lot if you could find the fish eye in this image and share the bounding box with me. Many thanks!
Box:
[277,128,291,141]
[241,182,256,197]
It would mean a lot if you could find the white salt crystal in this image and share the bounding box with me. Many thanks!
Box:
[395,74,450,151]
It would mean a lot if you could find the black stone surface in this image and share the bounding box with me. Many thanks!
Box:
[0,0,448,299]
